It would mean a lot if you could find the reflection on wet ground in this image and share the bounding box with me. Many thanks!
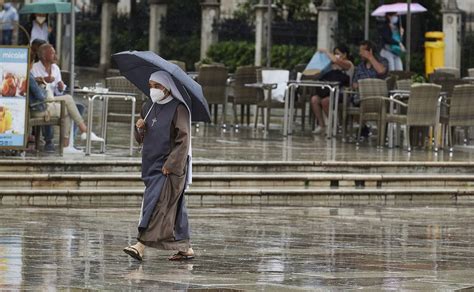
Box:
[31,122,474,163]
[1,205,474,290]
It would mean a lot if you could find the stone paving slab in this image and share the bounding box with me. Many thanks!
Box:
[1,205,474,290]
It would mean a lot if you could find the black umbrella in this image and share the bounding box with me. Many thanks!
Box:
[112,50,211,122]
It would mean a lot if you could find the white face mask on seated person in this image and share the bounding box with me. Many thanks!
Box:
[150,88,166,103]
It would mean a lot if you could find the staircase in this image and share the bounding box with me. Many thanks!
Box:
[1,159,474,206]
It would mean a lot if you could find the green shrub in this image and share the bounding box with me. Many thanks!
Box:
[75,20,100,67]
[159,36,201,71]
[207,41,314,72]
[207,41,254,72]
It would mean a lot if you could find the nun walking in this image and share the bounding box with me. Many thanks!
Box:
[123,71,195,261]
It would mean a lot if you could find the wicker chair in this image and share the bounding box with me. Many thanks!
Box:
[197,65,229,125]
[434,67,460,79]
[253,68,307,131]
[396,79,413,91]
[341,88,360,141]
[293,63,315,130]
[105,76,145,123]
[447,84,474,151]
[292,63,307,80]
[383,83,446,151]
[389,70,416,80]
[430,74,469,98]
[29,100,66,155]
[385,75,397,91]
[469,68,474,77]
[357,78,389,146]
[229,66,261,126]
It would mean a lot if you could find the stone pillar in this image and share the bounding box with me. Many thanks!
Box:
[56,14,63,66]
[200,0,220,60]
[442,0,462,69]
[317,0,338,51]
[99,0,118,74]
[148,0,168,53]
[254,0,269,66]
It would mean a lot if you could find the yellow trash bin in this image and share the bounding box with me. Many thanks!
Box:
[424,31,445,76]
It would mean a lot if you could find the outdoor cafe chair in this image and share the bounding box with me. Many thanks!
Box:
[385,75,397,91]
[229,65,261,126]
[341,87,360,141]
[29,100,66,156]
[430,74,469,98]
[382,83,447,152]
[389,70,416,81]
[292,63,316,130]
[447,84,474,151]
[434,67,461,79]
[356,78,389,146]
[105,76,146,123]
[396,79,413,91]
[253,68,307,131]
[197,64,229,126]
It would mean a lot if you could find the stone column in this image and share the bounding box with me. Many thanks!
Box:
[200,0,220,60]
[442,0,462,69]
[254,0,269,66]
[317,0,338,51]
[56,14,63,66]
[148,0,168,53]
[99,0,118,74]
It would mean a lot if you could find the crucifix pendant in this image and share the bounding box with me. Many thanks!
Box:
[151,118,157,127]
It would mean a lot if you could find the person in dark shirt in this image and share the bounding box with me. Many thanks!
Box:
[353,40,389,90]
[352,40,389,138]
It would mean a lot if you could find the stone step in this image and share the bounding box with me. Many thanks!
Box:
[0,173,473,188]
[1,159,474,174]
[1,187,473,207]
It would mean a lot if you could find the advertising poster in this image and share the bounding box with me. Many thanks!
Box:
[0,47,29,149]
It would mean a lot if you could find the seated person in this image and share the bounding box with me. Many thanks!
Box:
[29,44,104,152]
[310,45,354,135]
[352,40,389,137]
[353,40,388,89]
[30,38,54,152]
[31,43,66,96]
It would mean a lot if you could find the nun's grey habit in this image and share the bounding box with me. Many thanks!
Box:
[135,71,192,252]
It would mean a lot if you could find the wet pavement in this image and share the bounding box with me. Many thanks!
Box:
[24,121,474,163]
[1,205,474,290]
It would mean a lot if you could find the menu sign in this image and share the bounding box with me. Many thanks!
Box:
[0,47,29,149]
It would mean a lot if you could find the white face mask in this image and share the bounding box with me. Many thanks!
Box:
[390,16,399,25]
[36,16,46,25]
[150,88,166,103]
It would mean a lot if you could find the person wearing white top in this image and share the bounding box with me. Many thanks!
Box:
[1,3,19,45]
[30,13,49,43]
[30,44,104,148]
[31,58,65,96]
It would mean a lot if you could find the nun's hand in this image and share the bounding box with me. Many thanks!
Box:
[136,119,145,129]
[162,167,171,176]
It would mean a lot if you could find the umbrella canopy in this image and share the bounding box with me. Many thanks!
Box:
[371,2,427,17]
[112,51,211,123]
[19,0,72,14]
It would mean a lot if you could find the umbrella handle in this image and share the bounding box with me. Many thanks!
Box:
[143,102,155,122]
